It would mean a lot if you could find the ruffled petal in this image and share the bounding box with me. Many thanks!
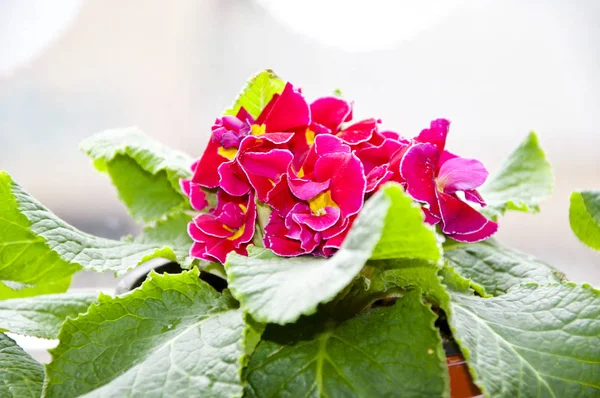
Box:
[464,189,486,206]
[447,219,498,243]
[192,139,227,188]
[240,149,293,202]
[264,211,305,257]
[399,143,440,213]
[416,118,450,153]
[315,152,366,217]
[218,161,251,196]
[310,96,352,132]
[262,83,310,133]
[293,205,341,232]
[438,156,488,193]
[437,192,495,237]
[337,118,378,145]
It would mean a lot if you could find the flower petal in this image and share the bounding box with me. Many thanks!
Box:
[437,192,494,237]
[192,139,227,188]
[218,161,251,196]
[464,189,486,206]
[262,83,310,133]
[310,96,352,132]
[447,219,498,243]
[293,205,341,232]
[399,143,440,214]
[337,118,378,145]
[265,175,298,214]
[314,152,366,217]
[438,156,488,193]
[240,149,293,202]
[416,118,450,152]
[264,211,305,257]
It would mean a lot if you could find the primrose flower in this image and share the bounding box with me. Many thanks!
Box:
[264,134,366,256]
[184,77,499,264]
[188,191,256,263]
[400,119,498,242]
[188,82,309,192]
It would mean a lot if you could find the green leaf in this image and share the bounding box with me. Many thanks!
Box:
[370,184,442,262]
[245,289,448,398]
[80,127,194,223]
[227,184,439,325]
[0,171,180,277]
[0,333,44,398]
[569,190,600,251]
[223,69,286,118]
[0,277,71,300]
[481,132,553,216]
[447,283,600,397]
[134,211,194,265]
[339,259,448,318]
[44,270,247,398]
[0,292,97,339]
[445,239,563,296]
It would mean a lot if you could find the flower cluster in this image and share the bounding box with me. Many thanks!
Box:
[181,83,498,263]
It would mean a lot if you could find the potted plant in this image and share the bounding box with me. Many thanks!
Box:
[0,70,598,398]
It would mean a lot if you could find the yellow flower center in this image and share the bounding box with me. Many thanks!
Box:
[308,190,337,216]
[223,204,248,240]
[251,124,266,136]
[305,128,316,145]
[217,146,238,160]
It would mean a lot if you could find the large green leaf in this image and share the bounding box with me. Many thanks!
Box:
[569,190,600,251]
[0,333,44,398]
[223,69,286,119]
[481,132,553,216]
[44,270,248,398]
[448,283,600,398]
[0,172,180,278]
[245,289,448,398]
[226,184,440,325]
[0,292,97,339]
[445,239,563,296]
[80,127,193,223]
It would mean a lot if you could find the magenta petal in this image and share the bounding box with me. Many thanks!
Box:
[180,179,191,196]
[310,96,352,132]
[315,153,366,217]
[263,83,310,133]
[293,206,341,231]
[242,150,293,180]
[265,175,298,214]
[192,216,231,238]
[264,212,305,257]
[337,118,378,145]
[438,157,488,193]
[189,183,208,211]
[314,134,350,155]
[399,143,440,212]
[365,166,393,193]
[216,202,245,229]
[218,161,251,196]
[236,106,254,123]
[241,149,293,201]
[299,228,320,253]
[190,241,209,260]
[464,190,486,206]
[448,219,498,243]
[192,139,226,188]
[288,177,330,201]
[438,192,492,235]
[416,119,450,152]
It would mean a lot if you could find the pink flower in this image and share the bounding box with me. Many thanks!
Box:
[188,191,256,263]
[264,134,366,256]
[187,82,309,192]
[400,119,498,242]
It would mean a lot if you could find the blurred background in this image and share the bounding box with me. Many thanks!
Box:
[1,0,599,293]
